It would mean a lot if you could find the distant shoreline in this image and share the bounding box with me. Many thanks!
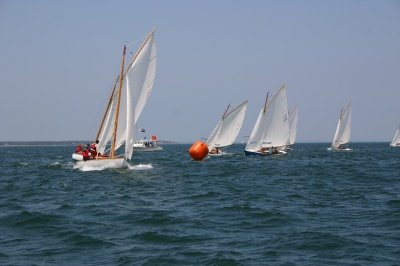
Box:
[0,141,391,147]
[0,140,182,147]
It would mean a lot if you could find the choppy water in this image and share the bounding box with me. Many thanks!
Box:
[0,143,399,265]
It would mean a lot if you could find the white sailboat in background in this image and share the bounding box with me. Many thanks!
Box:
[330,102,352,151]
[244,84,290,156]
[72,29,157,169]
[288,106,298,147]
[390,127,400,147]
[207,100,248,155]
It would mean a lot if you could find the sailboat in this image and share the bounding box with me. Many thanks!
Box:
[288,106,298,147]
[390,127,400,147]
[330,102,351,151]
[244,84,290,156]
[72,29,157,169]
[207,100,248,155]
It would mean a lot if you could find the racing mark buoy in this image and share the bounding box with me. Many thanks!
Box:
[188,141,209,161]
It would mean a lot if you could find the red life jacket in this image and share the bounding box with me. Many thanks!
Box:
[82,149,90,160]
[90,143,97,157]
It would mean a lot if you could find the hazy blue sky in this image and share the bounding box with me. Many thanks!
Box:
[1,0,399,142]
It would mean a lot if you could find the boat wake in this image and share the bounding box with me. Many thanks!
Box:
[74,164,107,172]
[48,162,62,168]
[127,163,153,170]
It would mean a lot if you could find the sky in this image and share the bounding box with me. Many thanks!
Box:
[0,0,399,143]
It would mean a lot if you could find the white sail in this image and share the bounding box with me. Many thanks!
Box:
[390,127,400,147]
[332,102,351,149]
[289,106,298,145]
[96,89,117,154]
[245,84,290,152]
[206,100,248,150]
[124,32,157,159]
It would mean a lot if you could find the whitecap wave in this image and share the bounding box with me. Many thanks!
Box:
[127,163,153,170]
[49,162,61,167]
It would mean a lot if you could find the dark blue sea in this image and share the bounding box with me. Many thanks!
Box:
[1,142,399,265]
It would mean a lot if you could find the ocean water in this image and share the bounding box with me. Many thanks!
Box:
[0,142,399,265]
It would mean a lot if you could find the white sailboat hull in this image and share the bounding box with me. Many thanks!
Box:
[327,147,352,151]
[244,148,287,156]
[208,150,226,156]
[72,153,84,161]
[74,157,125,169]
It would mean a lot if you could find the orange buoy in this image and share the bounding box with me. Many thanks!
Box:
[188,141,209,161]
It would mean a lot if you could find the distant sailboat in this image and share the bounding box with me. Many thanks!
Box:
[244,84,290,156]
[330,102,352,151]
[390,127,400,147]
[207,100,248,155]
[72,29,157,169]
[288,106,298,146]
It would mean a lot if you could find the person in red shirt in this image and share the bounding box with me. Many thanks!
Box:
[89,140,99,158]
[75,144,83,154]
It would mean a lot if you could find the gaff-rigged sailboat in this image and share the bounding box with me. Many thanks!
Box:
[206,100,248,155]
[244,84,290,156]
[390,127,400,147]
[330,102,352,151]
[72,29,157,169]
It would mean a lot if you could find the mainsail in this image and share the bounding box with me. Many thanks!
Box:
[289,106,298,145]
[332,102,351,149]
[206,100,248,149]
[245,84,290,152]
[95,30,157,160]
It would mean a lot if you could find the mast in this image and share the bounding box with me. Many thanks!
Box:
[110,46,126,158]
